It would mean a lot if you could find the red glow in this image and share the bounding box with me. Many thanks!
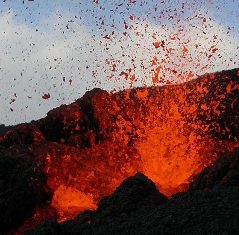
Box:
[29,69,239,222]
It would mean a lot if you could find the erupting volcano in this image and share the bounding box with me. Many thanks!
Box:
[0,68,239,234]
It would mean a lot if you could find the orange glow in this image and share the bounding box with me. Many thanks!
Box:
[20,69,239,226]
[51,185,96,221]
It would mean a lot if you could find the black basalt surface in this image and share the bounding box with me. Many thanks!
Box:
[0,147,51,233]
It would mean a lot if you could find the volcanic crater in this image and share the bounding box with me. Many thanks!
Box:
[0,68,239,234]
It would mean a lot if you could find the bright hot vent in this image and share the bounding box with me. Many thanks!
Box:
[0,68,239,233]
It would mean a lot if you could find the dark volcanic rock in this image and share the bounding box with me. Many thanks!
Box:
[24,221,60,235]
[0,124,13,136]
[25,172,239,235]
[36,88,109,148]
[97,173,168,215]
[1,124,44,147]
[189,148,239,190]
[36,102,82,143]
[0,147,51,233]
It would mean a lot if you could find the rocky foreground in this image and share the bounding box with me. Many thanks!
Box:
[26,149,239,234]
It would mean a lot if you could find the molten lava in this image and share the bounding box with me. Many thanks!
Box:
[1,68,239,230]
[35,68,239,221]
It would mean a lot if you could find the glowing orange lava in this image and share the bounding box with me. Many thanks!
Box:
[28,69,239,222]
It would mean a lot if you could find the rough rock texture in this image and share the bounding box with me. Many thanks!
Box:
[1,124,45,147]
[189,148,239,190]
[0,147,51,233]
[36,88,107,148]
[97,173,168,215]
[0,124,13,136]
[25,170,239,235]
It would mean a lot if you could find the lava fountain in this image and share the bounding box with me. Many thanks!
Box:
[31,69,239,221]
[1,68,239,232]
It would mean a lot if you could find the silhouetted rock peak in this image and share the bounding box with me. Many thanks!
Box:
[97,172,168,215]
